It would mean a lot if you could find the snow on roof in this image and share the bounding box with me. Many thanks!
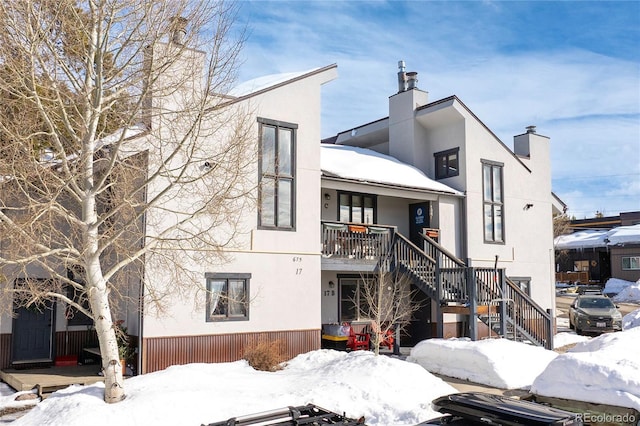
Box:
[554,229,608,250]
[607,223,640,245]
[555,223,640,250]
[229,68,322,97]
[321,144,461,195]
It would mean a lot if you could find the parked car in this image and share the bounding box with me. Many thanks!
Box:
[419,392,581,425]
[569,294,623,334]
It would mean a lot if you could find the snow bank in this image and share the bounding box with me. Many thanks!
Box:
[531,327,640,410]
[0,385,38,413]
[623,308,640,330]
[11,350,457,426]
[604,277,636,296]
[407,338,557,390]
[553,332,590,348]
[613,281,640,303]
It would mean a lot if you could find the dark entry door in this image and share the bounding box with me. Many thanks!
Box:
[408,202,430,247]
[403,285,432,346]
[12,300,55,364]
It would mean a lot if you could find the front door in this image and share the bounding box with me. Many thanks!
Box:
[409,202,430,248]
[12,299,55,364]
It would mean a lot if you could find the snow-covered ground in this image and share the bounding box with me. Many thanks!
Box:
[2,312,639,425]
[5,350,457,426]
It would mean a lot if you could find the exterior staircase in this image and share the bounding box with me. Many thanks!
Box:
[321,221,554,349]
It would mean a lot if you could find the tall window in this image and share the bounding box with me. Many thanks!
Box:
[339,192,376,224]
[206,273,250,321]
[622,256,640,270]
[65,267,93,326]
[258,118,296,230]
[434,148,459,179]
[482,161,504,243]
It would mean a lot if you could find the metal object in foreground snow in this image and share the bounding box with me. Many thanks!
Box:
[202,404,366,426]
[420,392,582,425]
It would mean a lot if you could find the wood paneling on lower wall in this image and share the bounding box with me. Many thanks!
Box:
[141,329,321,374]
[55,330,99,358]
[0,334,10,370]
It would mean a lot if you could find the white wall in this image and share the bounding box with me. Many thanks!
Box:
[142,66,337,338]
[461,110,555,310]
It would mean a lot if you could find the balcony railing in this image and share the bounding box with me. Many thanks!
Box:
[321,221,395,259]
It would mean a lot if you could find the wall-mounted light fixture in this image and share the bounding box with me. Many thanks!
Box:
[328,281,335,288]
[524,203,534,210]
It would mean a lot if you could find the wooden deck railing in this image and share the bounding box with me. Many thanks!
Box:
[321,221,394,259]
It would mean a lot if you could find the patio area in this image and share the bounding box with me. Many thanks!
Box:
[0,365,103,397]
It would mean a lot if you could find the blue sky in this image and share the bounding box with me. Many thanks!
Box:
[235,1,640,219]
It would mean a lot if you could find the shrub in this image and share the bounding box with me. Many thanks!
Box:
[243,340,285,372]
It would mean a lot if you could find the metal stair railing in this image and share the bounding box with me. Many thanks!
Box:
[475,268,553,349]
[389,233,439,299]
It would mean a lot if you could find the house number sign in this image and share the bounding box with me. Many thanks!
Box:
[292,256,302,275]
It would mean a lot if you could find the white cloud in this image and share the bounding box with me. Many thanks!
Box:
[236,1,640,218]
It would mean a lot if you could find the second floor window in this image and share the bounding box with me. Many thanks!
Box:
[482,161,504,243]
[434,148,459,179]
[258,118,297,230]
[339,192,376,224]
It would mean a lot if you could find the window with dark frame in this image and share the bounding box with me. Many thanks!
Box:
[258,118,296,230]
[339,277,372,322]
[622,256,640,270]
[482,160,504,243]
[206,273,250,321]
[338,192,376,224]
[509,277,531,296]
[434,148,459,179]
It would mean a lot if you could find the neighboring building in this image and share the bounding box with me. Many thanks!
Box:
[569,211,640,231]
[0,57,560,373]
[555,220,640,284]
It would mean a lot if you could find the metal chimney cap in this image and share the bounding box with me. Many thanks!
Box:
[526,125,537,134]
[406,71,418,90]
[398,60,406,70]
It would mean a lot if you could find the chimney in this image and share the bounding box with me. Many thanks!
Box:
[389,61,429,167]
[397,61,420,92]
[169,16,188,45]
[397,60,407,93]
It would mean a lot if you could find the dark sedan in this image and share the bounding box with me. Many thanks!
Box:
[569,295,622,334]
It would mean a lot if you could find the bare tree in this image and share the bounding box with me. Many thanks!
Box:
[0,0,252,403]
[356,271,422,356]
[553,213,572,265]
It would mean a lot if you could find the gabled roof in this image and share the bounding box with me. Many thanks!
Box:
[321,144,461,195]
[228,65,337,100]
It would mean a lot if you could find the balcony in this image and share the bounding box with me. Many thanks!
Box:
[321,221,395,271]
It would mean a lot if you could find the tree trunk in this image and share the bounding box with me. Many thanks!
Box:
[87,266,125,403]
